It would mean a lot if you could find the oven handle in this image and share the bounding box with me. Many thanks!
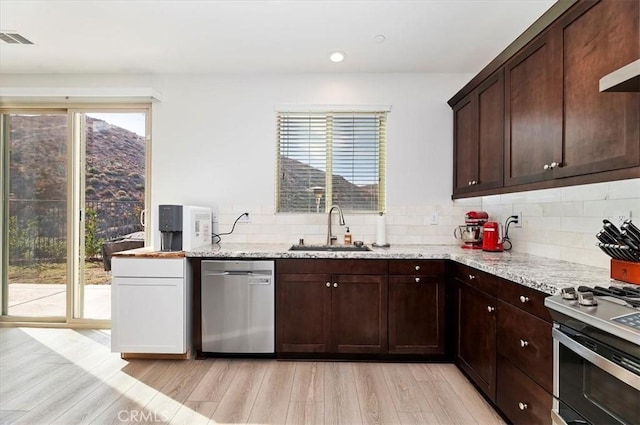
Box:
[553,328,640,391]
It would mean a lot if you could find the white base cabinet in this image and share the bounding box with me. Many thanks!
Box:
[111,257,191,354]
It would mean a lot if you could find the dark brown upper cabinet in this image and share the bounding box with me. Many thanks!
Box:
[453,70,505,195]
[504,29,563,186]
[452,0,640,198]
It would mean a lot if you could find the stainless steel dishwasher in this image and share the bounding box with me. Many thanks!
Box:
[201,260,275,354]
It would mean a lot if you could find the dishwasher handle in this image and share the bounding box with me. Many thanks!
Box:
[204,271,255,276]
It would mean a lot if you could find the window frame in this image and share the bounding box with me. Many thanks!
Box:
[275,108,388,214]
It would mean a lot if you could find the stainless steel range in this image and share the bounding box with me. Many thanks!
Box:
[545,285,640,425]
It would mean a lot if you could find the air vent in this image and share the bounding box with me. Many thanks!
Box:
[0,32,33,44]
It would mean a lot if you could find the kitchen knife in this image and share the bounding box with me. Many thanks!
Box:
[621,219,640,243]
[596,243,622,260]
[604,243,638,262]
[596,230,618,245]
[603,221,625,243]
[615,244,640,262]
[619,230,640,252]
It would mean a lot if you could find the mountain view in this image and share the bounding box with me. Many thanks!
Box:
[8,114,145,264]
[279,156,379,212]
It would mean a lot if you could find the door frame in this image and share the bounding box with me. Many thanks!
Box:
[0,104,151,328]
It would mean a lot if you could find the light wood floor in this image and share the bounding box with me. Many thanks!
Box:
[0,328,505,425]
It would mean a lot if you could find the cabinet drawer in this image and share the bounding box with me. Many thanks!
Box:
[112,257,185,278]
[388,260,445,275]
[276,259,388,275]
[497,356,552,425]
[453,264,497,296]
[497,300,552,393]
[498,279,551,322]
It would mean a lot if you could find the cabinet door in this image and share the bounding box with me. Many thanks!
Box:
[331,274,388,354]
[556,0,640,178]
[453,94,478,193]
[111,277,185,353]
[276,273,331,353]
[477,69,505,191]
[457,281,497,401]
[388,275,445,354]
[505,30,563,186]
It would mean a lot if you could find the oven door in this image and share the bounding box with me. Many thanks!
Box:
[552,327,640,425]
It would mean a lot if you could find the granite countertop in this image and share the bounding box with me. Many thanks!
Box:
[186,243,616,295]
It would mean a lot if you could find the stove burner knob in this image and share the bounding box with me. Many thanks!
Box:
[578,291,598,306]
[561,287,577,300]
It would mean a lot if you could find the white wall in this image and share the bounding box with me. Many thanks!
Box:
[2,73,638,270]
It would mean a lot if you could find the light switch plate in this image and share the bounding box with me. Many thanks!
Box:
[430,212,438,225]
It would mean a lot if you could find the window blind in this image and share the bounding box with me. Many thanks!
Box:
[276,111,386,213]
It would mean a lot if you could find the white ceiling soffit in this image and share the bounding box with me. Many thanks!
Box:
[0,0,555,75]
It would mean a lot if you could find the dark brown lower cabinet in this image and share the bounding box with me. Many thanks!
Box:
[456,280,497,401]
[276,259,388,355]
[276,272,331,353]
[497,355,553,425]
[388,274,446,354]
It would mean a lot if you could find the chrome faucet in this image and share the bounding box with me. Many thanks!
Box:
[326,205,346,245]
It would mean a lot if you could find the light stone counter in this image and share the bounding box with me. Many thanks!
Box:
[187,243,617,295]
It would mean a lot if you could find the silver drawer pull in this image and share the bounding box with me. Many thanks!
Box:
[487,306,495,313]
[518,402,528,411]
[326,282,331,288]
[469,274,476,280]
[415,265,420,271]
[415,277,421,283]
[519,295,529,303]
[520,339,529,348]
[333,282,338,288]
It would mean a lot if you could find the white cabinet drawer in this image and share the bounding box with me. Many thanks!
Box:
[112,257,184,278]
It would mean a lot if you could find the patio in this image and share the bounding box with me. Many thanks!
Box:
[7,283,111,320]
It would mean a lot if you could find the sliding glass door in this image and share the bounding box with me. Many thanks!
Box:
[75,111,147,320]
[2,112,69,320]
[1,107,149,324]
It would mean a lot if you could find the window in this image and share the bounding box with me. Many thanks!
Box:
[276,111,387,213]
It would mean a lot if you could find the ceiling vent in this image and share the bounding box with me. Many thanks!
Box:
[0,32,33,44]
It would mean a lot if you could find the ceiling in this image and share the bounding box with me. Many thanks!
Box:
[0,0,555,75]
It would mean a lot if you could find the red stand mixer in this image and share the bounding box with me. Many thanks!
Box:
[454,211,489,249]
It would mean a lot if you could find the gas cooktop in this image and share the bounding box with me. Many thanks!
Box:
[545,285,640,347]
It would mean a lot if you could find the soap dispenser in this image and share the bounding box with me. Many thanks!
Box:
[344,227,352,245]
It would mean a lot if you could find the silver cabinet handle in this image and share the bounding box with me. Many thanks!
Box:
[415,265,420,271]
[520,339,529,348]
[326,282,331,288]
[333,282,338,288]
[543,163,550,170]
[520,295,529,303]
[487,306,495,313]
[469,274,476,280]
[518,402,528,411]
[468,181,473,186]
[473,180,477,185]
[415,277,421,283]
[550,161,560,169]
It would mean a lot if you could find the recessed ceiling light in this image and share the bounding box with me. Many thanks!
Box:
[374,34,386,44]
[329,51,345,63]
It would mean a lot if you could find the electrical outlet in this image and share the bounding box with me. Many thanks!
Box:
[238,212,251,224]
[430,212,439,225]
[611,211,631,228]
[513,212,522,228]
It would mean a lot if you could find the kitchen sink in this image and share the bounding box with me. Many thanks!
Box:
[289,244,372,252]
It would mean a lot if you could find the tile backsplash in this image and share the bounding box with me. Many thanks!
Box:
[215,179,639,270]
